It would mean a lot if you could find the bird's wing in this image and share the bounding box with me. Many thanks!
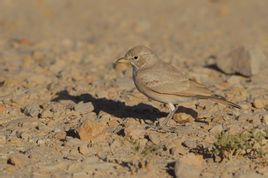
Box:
[136,63,212,97]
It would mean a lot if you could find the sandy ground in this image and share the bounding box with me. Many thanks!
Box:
[0,0,268,177]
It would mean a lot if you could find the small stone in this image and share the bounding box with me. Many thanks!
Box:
[227,75,243,85]
[72,172,89,178]
[54,131,66,140]
[124,125,145,140]
[7,153,30,168]
[175,153,204,178]
[170,146,187,156]
[0,104,6,113]
[253,98,268,109]
[182,140,197,149]
[20,132,31,140]
[74,102,94,114]
[22,104,42,117]
[78,144,90,155]
[77,119,107,142]
[124,118,141,127]
[263,114,268,125]
[0,132,6,144]
[252,116,262,127]
[209,125,224,135]
[64,137,82,148]
[173,113,194,124]
[36,139,45,145]
[240,103,251,110]
[40,109,53,118]
[147,133,161,144]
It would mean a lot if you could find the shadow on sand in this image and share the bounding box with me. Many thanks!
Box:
[52,90,167,121]
[52,90,198,121]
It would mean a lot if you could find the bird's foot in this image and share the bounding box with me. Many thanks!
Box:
[145,121,176,133]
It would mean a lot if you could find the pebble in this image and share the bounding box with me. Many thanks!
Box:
[124,125,146,140]
[227,75,244,85]
[209,124,224,135]
[40,109,54,118]
[36,139,46,145]
[20,132,31,141]
[124,118,141,127]
[77,119,107,142]
[7,153,30,168]
[175,153,204,178]
[147,132,161,144]
[0,132,6,144]
[78,144,91,155]
[64,137,83,148]
[170,146,187,156]
[182,140,197,149]
[22,104,42,117]
[253,98,268,109]
[0,103,6,113]
[54,131,66,140]
[173,113,194,124]
[263,114,268,125]
[74,102,94,114]
[240,103,251,110]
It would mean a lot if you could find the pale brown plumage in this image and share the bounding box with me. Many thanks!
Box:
[115,46,240,126]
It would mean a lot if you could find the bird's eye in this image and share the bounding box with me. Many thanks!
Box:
[134,56,138,60]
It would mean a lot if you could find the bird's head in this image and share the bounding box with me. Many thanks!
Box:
[115,46,159,70]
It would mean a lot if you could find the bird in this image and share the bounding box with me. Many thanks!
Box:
[114,45,241,127]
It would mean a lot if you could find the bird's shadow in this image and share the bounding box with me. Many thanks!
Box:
[177,106,198,119]
[51,90,167,121]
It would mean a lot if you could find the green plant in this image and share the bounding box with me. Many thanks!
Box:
[211,128,268,160]
[127,138,163,157]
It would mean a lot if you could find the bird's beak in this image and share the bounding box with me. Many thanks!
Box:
[114,57,129,64]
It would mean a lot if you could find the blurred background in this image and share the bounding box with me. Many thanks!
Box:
[1,0,268,61]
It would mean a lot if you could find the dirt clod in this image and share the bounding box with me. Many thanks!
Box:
[77,119,107,142]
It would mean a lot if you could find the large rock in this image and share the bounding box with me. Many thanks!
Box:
[216,45,267,76]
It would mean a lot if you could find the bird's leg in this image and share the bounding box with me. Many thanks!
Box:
[146,103,178,133]
[161,103,179,126]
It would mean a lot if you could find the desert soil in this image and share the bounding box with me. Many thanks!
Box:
[0,0,268,178]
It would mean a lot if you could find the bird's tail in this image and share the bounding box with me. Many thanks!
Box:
[198,95,241,109]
